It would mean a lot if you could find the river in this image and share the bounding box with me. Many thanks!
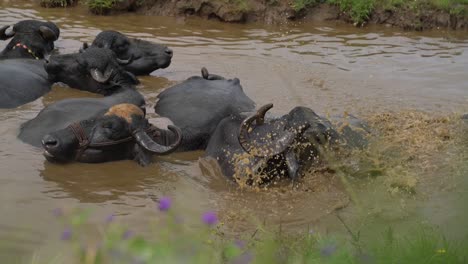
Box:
[0,1,467,262]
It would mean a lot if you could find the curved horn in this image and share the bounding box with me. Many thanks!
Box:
[0,25,14,40]
[133,125,182,154]
[116,54,133,65]
[79,42,89,53]
[90,68,113,83]
[39,26,58,41]
[238,103,297,157]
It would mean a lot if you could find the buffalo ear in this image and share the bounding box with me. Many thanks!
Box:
[133,144,153,166]
[79,42,89,53]
[39,26,58,41]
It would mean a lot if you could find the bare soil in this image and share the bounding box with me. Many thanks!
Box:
[116,0,468,30]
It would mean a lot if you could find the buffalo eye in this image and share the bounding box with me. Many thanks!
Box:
[76,58,88,72]
[101,121,114,130]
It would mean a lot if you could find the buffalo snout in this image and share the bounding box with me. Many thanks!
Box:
[42,134,60,150]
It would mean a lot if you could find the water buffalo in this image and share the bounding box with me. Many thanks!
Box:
[32,68,253,166]
[18,47,144,147]
[45,46,138,95]
[154,67,256,151]
[41,103,182,165]
[0,20,60,108]
[0,20,59,60]
[203,104,369,185]
[84,30,173,75]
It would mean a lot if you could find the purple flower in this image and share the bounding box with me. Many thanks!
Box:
[52,208,63,217]
[202,211,218,226]
[61,228,72,241]
[234,239,246,249]
[232,252,254,264]
[122,230,134,240]
[105,214,115,224]
[320,244,337,257]
[158,197,171,212]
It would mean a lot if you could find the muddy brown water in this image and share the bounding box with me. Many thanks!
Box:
[1,1,468,262]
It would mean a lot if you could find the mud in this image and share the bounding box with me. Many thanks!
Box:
[112,0,468,30]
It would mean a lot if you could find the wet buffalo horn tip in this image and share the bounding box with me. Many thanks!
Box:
[39,26,58,41]
[116,54,133,65]
[0,25,14,40]
[256,103,273,125]
[201,67,209,79]
[90,68,113,83]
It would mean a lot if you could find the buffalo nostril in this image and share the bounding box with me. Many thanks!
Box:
[42,135,59,149]
[165,48,173,57]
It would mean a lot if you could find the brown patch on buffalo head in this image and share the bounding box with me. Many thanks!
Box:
[104,103,144,123]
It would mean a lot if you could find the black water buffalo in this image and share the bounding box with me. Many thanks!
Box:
[41,103,182,165]
[154,68,256,151]
[0,20,60,108]
[85,30,173,75]
[18,47,144,147]
[33,68,254,166]
[203,104,369,185]
[1,20,59,60]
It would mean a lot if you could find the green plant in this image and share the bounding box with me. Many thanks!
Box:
[87,0,117,14]
[292,0,317,11]
[44,196,468,264]
[40,0,78,8]
[328,0,374,25]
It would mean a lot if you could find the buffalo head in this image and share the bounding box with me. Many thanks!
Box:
[0,20,59,60]
[84,30,173,75]
[205,104,364,185]
[42,104,182,166]
[45,46,139,94]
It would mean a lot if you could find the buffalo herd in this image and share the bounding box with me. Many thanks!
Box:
[1,19,371,186]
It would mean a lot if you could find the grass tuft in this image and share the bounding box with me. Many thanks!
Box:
[40,0,78,8]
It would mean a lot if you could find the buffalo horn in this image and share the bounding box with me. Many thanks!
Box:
[239,103,296,157]
[0,25,14,40]
[133,125,182,154]
[90,68,113,83]
[201,67,209,79]
[79,42,89,53]
[116,54,133,65]
[39,26,58,41]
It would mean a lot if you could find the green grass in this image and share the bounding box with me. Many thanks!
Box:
[291,0,317,11]
[325,0,468,24]
[40,198,468,264]
[40,0,78,7]
[87,0,117,14]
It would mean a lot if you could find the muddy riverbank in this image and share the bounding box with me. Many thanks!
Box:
[40,0,468,30]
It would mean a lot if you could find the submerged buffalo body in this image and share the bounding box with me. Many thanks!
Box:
[41,103,182,165]
[0,20,60,108]
[154,68,256,151]
[0,20,59,60]
[0,59,51,108]
[204,104,369,184]
[87,30,173,75]
[18,47,144,147]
